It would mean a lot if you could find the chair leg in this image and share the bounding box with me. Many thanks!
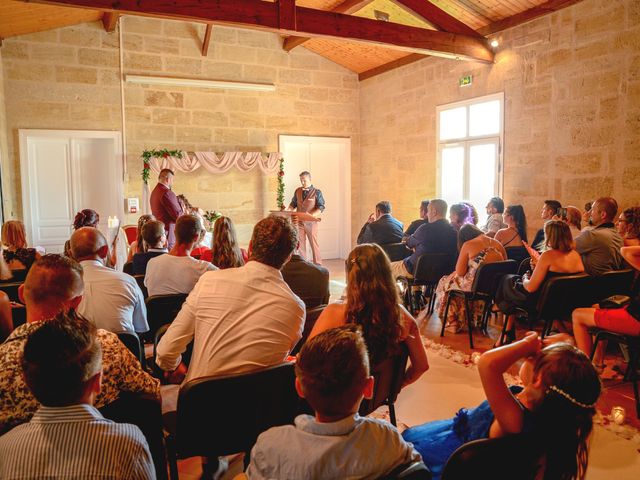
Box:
[464,297,474,349]
[388,402,397,427]
[164,434,179,480]
[441,294,453,337]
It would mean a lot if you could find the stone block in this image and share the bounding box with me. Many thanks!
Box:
[144,37,180,55]
[266,115,298,130]
[59,27,101,47]
[243,64,277,83]
[218,45,257,64]
[99,69,120,86]
[622,167,640,191]
[21,30,59,43]
[289,52,320,70]
[564,177,614,199]
[144,91,184,108]
[163,20,205,40]
[197,177,233,193]
[224,96,259,113]
[237,29,277,48]
[229,112,265,128]
[30,44,76,64]
[176,126,211,142]
[278,69,312,85]
[2,42,29,60]
[69,104,112,122]
[212,128,249,145]
[6,64,54,81]
[55,65,98,84]
[163,56,202,75]
[211,26,237,45]
[125,106,152,123]
[192,110,229,127]
[125,52,162,71]
[122,33,145,51]
[294,101,324,117]
[184,92,223,110]
[134,124,175,142]
[123,16,164,35]
[152,108,191,125]
[203,61,244,80]
[260,97,294,116]
[554,153,601,174]
[299,87,328,102]
[77,48,119,68]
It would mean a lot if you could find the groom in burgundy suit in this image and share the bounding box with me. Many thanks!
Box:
[150,169,183,249]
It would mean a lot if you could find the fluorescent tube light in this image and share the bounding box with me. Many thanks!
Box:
[124,74,276,92]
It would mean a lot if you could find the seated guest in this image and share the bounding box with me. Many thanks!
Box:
[210,216,246,268]
[0,292,13,342]
[2,220,41,275]
[449,203,472,231]
[71,228,148,334]
[563,206,583,240]
[281,245,330,308]
[65,209,123,269]
[582,201,594,231]
[531,200,562,251]
[464,202,479,225]
[495,221,584,345]
[575,197,625,276]
[132,220,167,275]
[311,244,428,386]
[0,313,155,479]
[357,201,403,246]
[616,206,640,247]
[436,225,506,333]
[402,334,600,480]
[572,245,640,356]
[126,214,156,262]
[156,215,305,382]
[144,215,216,296]
[0,254,159,431]
[495,204,529,264]
[482,197,506,238]
[403,200,429,239]
[390,199,457,279]
[247,326,422,479]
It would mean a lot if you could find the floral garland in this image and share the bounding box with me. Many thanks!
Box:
[141,149,184,184]
[276,157,285,210]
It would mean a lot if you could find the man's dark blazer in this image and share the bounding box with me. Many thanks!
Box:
[357,214,404,246]
[281,254,330,309]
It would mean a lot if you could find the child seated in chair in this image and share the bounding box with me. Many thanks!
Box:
[246,325,422,479]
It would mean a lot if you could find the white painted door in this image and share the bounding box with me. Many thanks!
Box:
[279,135,351,260]
[20,130,123,253]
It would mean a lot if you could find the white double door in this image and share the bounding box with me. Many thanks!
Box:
[20,130,123,253]
[279,135,351,260]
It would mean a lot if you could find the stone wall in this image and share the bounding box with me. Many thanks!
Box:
[0,48,10,224]
[1,17,360,244]
[359,0,640,237]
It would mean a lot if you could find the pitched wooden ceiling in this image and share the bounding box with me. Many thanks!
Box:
[2,0,583,79]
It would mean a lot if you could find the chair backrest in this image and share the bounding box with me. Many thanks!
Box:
[517,257,531,276]
[133,274,148,298]
[381,243,413,262]
[470,260,518,296]
[291,304,327,355]
[505,246,530,266]
[592,268,635,302]
[11,304,27,329]
[413,253,455,283]
[441,434,543,480]
[123,225,138,245]
[536,273,594,319]
[123,261,134,275]
[0,281,23,303]
[176,362,298,457]
[359,343,409,416]
[145,293,188,336]
[382,461,432,480]
[116,331,145,366]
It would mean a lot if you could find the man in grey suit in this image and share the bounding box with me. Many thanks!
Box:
[357,201,404,246]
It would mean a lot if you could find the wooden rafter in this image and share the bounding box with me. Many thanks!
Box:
[101,11,118,32]
[358,53,424,80]
[389,0,481,37]
[478,0,583,35]
[283,0,375,52]
[201,24,213,56]
[27,0,492,62]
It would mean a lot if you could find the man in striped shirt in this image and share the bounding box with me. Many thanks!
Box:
[0,313,156,479]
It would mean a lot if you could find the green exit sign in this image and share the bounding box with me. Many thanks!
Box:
[459,75,473,87]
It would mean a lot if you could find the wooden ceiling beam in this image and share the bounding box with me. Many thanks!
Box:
[358,53,425,81]
[389,0,481,37]
[101,11,119,32]
[201,24,213,56]
[284,0,375,52]
[27,0,494,63]
[478,0,583,36]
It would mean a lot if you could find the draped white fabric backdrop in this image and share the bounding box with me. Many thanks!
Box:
[142,152,282,213]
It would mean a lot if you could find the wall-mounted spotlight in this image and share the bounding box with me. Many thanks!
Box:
[490,39,499,48]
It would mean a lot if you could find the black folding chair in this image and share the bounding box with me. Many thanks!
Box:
[0,282,23,303]
[381,243,413,262]
[133,274,148,299]
[291,304,327,355]
[517,257,531,276]
[505,246,530,266]
[441,434,544,480]
[382,461,432,480]
[123,261,134,275]
[116,331,145,367]
[359,344,409,426]
[163,363,299,480]
[398,253,455,315]
[144,294,188,342]
[592,269,635,302]
[441,260,517,349]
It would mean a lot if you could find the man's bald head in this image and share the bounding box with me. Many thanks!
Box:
[70,227,108,261]
[24,254,84,309]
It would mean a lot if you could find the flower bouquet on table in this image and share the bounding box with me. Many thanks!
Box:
[203,210,222,232]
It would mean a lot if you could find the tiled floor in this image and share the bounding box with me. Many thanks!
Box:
[174,258,639,479]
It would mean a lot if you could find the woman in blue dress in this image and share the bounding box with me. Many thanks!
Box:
[403,333,601,480]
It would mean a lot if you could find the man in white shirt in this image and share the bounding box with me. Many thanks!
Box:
[71,227,148,334]
[156,215,305,383]
[145,215,216,297]
[482,196,507,238]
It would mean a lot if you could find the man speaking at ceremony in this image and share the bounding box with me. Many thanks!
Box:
[288,171,324,265]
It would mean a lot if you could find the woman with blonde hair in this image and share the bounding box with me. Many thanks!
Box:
[2,220,41,275]
[210,216,246,269]
[562,206,583,240]
[309,243,429,386]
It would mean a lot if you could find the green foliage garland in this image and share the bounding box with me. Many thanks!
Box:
[141,149,184,184]
[276,158,285,210]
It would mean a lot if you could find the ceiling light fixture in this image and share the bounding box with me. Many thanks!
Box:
[124,74,276,92]
[374,10,390,22]
[490,39,499,48]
